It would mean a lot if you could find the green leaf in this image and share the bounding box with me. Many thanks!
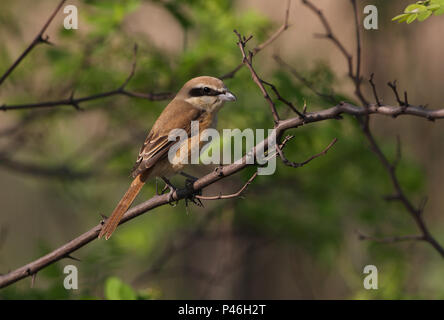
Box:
[434,6,444,14]
[406,13,418,23]
[104,277,137,300]
[426,4,441,9]
[392,13,409,21]
[405,4,427,13]
[418,10,433,20]
[430,0,444,5]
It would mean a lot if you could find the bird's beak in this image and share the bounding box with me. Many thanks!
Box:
[220,91,236,102]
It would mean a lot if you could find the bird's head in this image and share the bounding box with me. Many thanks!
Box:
[176,76,236,113]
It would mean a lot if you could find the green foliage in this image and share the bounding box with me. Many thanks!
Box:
[104,276,158,299]
[392,0,444,24]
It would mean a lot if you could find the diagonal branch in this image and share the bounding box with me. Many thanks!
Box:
[196,172,258,200]
[273,55,338,104]
[276,137,337,168]
[357,231,425,244]
[299,0,444,258]
[1,44,174,111]
[302,0,353,79]
[220,0,292,80]
[2,97,444,288]
[0,0,67,86]
[234,30,281,124]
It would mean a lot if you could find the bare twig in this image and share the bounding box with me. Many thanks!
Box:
[234,30,281,124]
[261,79,305,118]
[357,231,424,243]
[302,0,353,79]
[1,44,173,112]
[302,0,369,106]
[276,138,337,168]
[350,0,368,106]
[220,0,292,79]
[387,80,405,106]
[298,0,444,258]
[196,172,258,200]
[0,0,66,86]
[2,95,444,288]
[369,73,381,106]
[273,55,338,104]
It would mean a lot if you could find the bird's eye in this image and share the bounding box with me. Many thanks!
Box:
[203,87,211,94]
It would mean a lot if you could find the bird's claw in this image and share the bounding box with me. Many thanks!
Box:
[184,178,203,208]
[161,176,178,206]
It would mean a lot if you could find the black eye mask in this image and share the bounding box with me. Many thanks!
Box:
[189,86,222,97]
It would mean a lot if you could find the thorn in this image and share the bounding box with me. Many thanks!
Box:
[71,102,83,111]
[65,254,81,262]
[31,273,37,288]
[99,213,108,225]
[38,35,53,45]
[418,196,428,215]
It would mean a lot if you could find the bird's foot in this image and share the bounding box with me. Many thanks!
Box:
[183,174,203,208]
[179,171,199,181]
[161,176,178,207]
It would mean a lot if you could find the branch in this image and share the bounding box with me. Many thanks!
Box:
[261,79,305,118]
[196,172,258,200]
[302,0,369,106]
[3,96,444,288]
[276,138,337,168]
[0,0,66,86]
[1,44,174,112]
[0,155,93,180]
[220,0,292,80]
[302,0,353,79]
[300,0,444,258]
[0,89,173,112]
[350,0,368,106]
[369,73,381,106]
[387,80,406,107]
[234,30,281,124]
[273,55,338,104]
[357,232,425,244]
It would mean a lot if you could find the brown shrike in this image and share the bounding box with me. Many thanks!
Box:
[98,76,236,240]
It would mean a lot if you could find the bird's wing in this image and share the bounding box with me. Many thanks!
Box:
[131,100,205,178]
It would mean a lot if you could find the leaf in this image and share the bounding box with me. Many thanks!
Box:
[406,13,418,23]
[392,13,409,21]
[405,4,427,13]
[434,5,444,14]
[418,10,433,20]
[104,277,137,300]
[430,0,444,5]
[426,4,441,9]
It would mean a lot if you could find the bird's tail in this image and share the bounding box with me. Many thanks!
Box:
[98,173,146,240]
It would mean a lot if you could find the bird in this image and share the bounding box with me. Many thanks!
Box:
[98,76,236,240]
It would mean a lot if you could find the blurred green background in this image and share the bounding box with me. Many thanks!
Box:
[1,0,444,299]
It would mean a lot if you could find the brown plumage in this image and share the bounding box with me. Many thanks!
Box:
[98,76,236,240]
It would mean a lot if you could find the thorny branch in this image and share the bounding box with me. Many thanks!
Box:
[298,0,444,257]
[0,0,66,86]
[220,0,292,80]
[2,92,444,288]
[1,44,173,112]
[2,0,444,290]
[196,172,258,200]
